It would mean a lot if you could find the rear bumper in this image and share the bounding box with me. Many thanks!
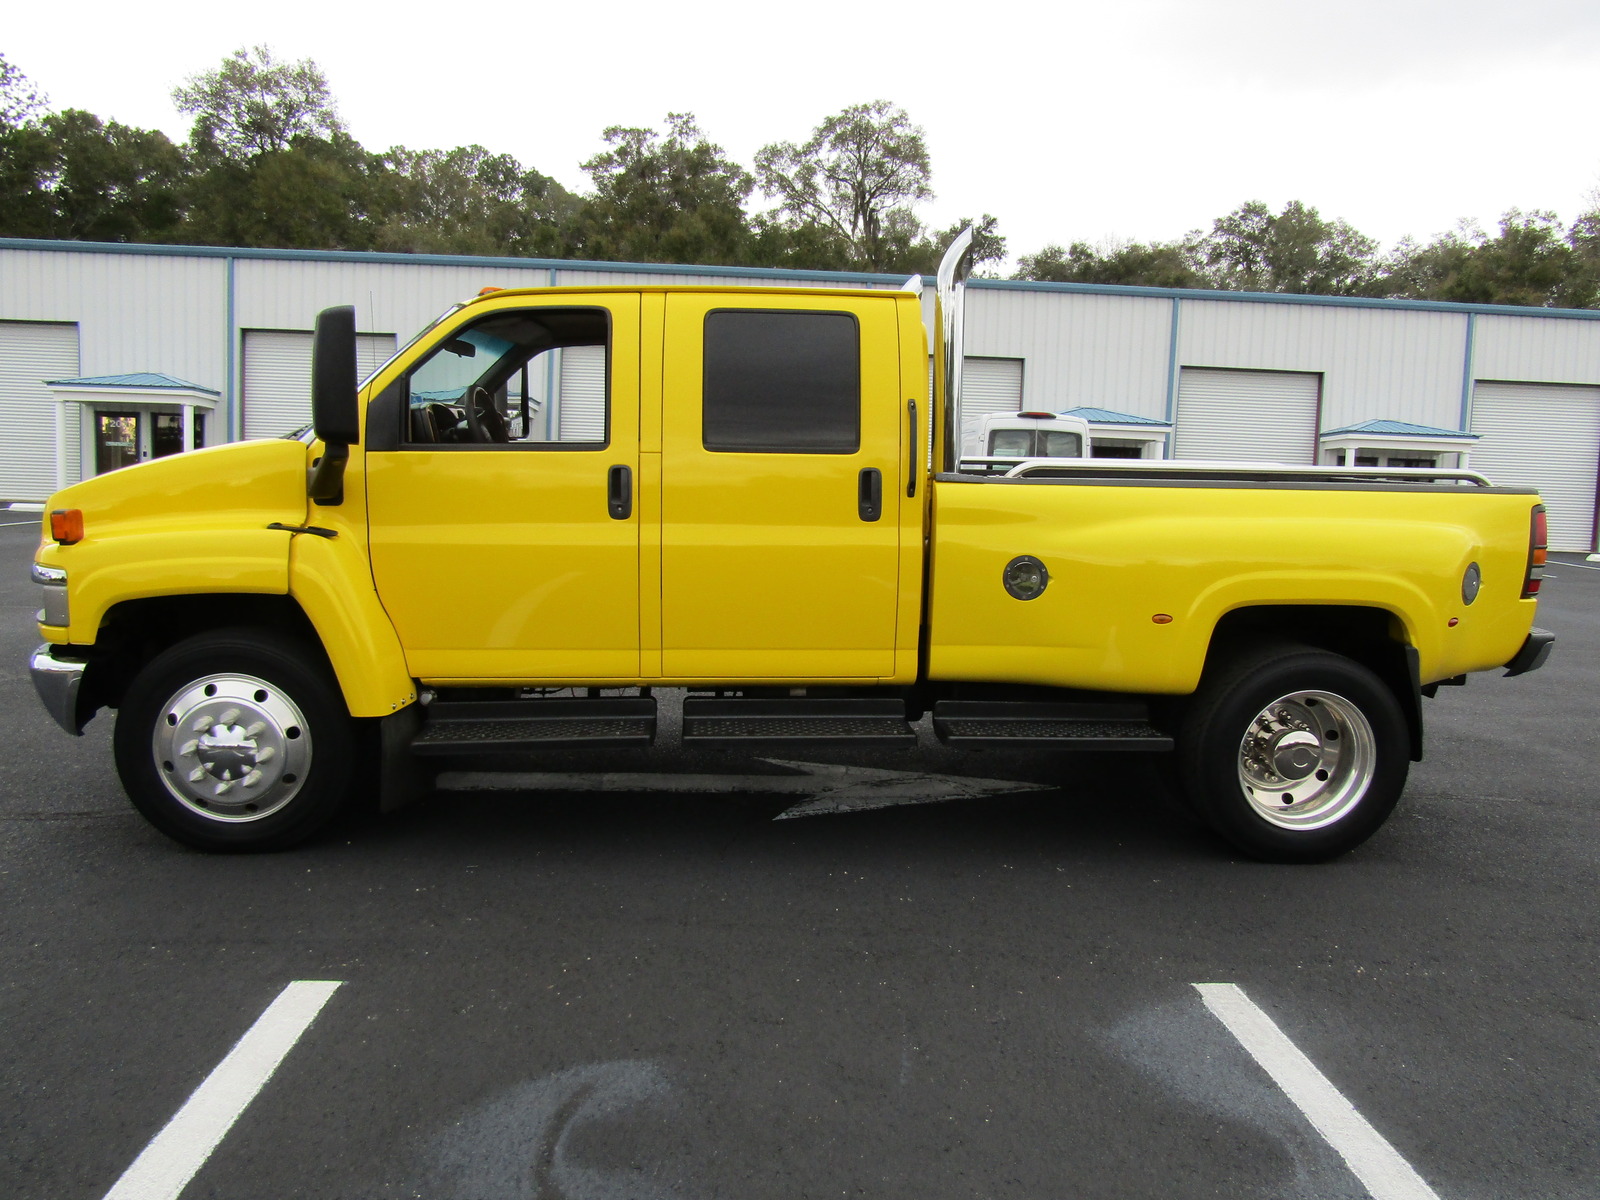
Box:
[29,644,88,735]
[1503,627,1555,678]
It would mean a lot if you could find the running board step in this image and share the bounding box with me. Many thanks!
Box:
[932,700,1172,750]
[682,698,916,749]
[411,697,656,755]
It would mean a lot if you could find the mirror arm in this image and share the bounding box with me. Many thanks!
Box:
[307,441,349,506]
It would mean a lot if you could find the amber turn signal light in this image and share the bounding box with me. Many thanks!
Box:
[50,508,84,545]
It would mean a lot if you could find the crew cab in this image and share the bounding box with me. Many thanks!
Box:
[28,232,1555,861]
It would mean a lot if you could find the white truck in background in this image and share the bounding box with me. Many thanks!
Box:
[958,410,1094,475]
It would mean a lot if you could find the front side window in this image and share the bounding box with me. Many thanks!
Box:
[404,308,609,448]
[702,310,860,453]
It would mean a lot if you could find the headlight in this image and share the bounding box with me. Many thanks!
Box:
[32,563,68,626]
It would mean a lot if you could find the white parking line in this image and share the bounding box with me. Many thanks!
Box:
[102,980,343,1200]
[0,519,42,527]
[1194,983,1441,1200]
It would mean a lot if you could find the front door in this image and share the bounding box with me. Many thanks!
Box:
[366,295,641,681]
[659,293,904,679]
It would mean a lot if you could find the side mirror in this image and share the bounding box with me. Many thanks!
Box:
[308,305,358,505]
[312,304,360,445]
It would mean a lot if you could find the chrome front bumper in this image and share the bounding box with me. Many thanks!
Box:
[29,644,88,735]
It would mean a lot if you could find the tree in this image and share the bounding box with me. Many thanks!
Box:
[172,45,343,161]
[173,47,371,250]
[1015,238,1202,288]
[35,110,185,241]
[756,100,933,271]
[371,144,576,256]
[0,52,46,129]
[0,55,182,243]
[179,133,373,249]
[877,214,1008,277]
[1195,200,1379,295]
[571,113,753,264]
[1381,210,1596,308]
[0,53,54,237]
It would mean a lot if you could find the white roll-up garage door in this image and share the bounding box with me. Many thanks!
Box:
[556,345,607,442]
[242,331,396,439]
[1471,381,1600,552]
[1175,368,1320,463]
[958,357,1024,457]
[0,322,79,500]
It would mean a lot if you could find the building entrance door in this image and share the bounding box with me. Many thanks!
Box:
[94,412,141,473]
[89,407,207,474]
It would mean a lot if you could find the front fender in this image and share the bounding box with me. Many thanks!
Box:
[289,531,416,718]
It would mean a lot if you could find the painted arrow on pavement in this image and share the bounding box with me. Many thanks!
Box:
[434,759,1055,820]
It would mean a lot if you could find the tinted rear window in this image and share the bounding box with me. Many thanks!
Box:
[702,310,860,453]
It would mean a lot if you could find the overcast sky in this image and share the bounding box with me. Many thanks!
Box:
[8,0,1600,266]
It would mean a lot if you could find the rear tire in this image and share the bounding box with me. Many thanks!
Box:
[1178,644,1409,862]
[113,629,355,852]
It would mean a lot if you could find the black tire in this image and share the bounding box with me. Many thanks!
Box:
[1177,643,1410,862]
[113,629,356,852]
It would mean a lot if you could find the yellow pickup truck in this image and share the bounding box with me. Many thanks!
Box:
[27,234,1553,861]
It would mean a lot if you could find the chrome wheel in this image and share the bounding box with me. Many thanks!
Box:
[151,673,313,823]
[1236,689,1376,831]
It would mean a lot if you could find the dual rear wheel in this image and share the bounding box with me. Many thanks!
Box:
[1175,644,1410,862]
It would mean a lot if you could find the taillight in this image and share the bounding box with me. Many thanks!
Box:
[49,508,84,545]
[1522,505,1547,598]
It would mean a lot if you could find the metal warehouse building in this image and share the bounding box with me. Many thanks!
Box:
[3,237,1599,550]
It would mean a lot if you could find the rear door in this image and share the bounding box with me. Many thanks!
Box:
[659,293,903,679]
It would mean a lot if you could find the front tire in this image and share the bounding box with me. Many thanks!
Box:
[1178,644,1410,862]
[113,629,355,851]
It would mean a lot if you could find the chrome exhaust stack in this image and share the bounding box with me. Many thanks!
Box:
[936,226,976,474]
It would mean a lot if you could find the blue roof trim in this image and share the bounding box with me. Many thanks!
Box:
[46,371,221,394]
[0,237,905,288]
[973,276,1600,320]
[1062,406,1172,426]
[1322,419,1478,439]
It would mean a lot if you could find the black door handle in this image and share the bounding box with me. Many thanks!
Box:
[608,464,632,520]
[906,399,918,497]
[858,467,882,522]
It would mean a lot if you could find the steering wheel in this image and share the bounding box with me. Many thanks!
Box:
[463,385,510,444]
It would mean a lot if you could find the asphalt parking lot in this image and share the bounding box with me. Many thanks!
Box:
[1,513,1596,1199]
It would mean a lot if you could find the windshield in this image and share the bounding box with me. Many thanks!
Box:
[409,324,519,404]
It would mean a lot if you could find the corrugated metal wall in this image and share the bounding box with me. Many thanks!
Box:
[0,248,226,390]
[964,289,1171,419]
[1473,313,1600,387]
[1176,298,1467,432]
